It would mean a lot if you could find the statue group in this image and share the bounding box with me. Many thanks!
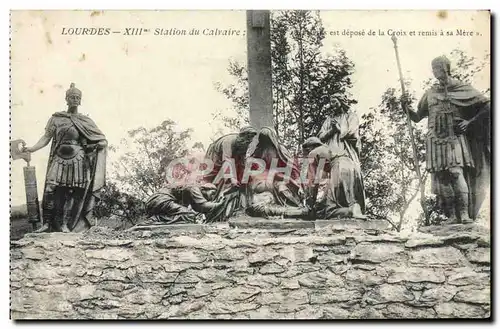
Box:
[18,56,490,233]
[145,106,367,225]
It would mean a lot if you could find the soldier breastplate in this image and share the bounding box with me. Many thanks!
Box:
[428,98,457,144]
[56,124,84,159]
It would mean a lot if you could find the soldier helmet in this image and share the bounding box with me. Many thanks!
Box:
[65,83,82,98]
[431,56,451,75]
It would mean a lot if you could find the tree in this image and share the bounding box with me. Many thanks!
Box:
[93,181,145,225]
[447,49,490,95]
[110,119,194,200]
[213,10,357,153]
[212,60,250,131]
[95,120,207,224]
[360,84,427,231]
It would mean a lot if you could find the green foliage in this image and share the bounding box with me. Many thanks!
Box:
[449,49,490,93]
[359,84,427,230]
[212,60,250,130]
[96,119,198,222]
[419,194,448,226]
[94,181,145,225]
[110,119,193,200]
[10,210,27,220]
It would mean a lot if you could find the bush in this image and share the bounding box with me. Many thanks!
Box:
[11,204,28,220]
[94,182,146,227]
[418,194,450,226]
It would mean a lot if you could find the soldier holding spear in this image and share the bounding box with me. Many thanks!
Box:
[392,36,490,225]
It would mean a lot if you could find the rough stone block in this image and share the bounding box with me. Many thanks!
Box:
[315,219,389,231]
[446,268,490,286]
[465,248,490,265]
[85,247,132,262]
[280,278,300,290]
[216,286,262,302]
[384,303,436,318]
[434,302,487,318]
[21,248,46,261]
[77,240,106,250]
[244,305,294,319]
[418,286,458,305]
[410,247,467,267]
[365,284,415,305]
[296,272,328,289]
[278,245,316,263]
[320,306,350,319]
[172,235,226,251]
[259,263,285,275]
[294,307,323,319]
[348,307,386,319]
[454,288,490,305]
[353,234,408,243]
[346,269,385,286]
[350,243,404,264]
[248,250,275,265]
[168,250,206,263]
[245,274,280,288]
[477,235,491,247]
[228,217,315,230]
[207,301,260,315]
[316,253,346,266]
[309,287,362,304]
[386,267,445,284]
[405,236,445,248]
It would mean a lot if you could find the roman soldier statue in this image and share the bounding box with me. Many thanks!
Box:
[405,56,490,224]
[23,83,107,233]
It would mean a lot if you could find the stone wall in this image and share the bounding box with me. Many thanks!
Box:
[10,219,491,320]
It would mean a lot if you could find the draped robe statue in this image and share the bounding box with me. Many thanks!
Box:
[302,137,365,219]
[244,127,309,219]
[317,103,366,215]
[202,126,258,220]
[204,126,257,185]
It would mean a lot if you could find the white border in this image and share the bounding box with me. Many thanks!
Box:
[2,1,498,328]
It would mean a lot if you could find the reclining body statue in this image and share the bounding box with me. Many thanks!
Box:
[144,183,227,224]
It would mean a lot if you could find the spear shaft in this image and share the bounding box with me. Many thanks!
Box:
[391,35,429,224]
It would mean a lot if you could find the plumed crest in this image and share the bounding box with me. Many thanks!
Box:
[66,82,82,97]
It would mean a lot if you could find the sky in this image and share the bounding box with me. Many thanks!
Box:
[10,10,490,206]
